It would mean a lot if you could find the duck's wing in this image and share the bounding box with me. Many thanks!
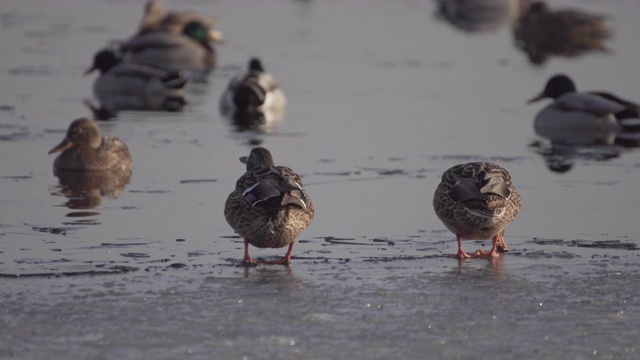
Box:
[443,162,513,203]
[237,165,308,209]
[120,32,197,52]
[555,92,626,116]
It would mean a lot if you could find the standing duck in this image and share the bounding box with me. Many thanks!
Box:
[528,74,640,133]
[219,57,287,120]
[48,118,132,171]
[224,147,314,265]
[433,162,521,259]
[119,20,219,74]
[85,48,188,117]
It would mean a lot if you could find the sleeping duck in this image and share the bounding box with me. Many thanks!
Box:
[84,48,188,118]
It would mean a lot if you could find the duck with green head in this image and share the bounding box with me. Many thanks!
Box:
[137,0,223,42]
[224,147,314,265]
[120,20,220,75]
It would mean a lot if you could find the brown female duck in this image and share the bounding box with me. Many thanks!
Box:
[48,118,132,171]
[433,162,521,259]
[224,147,314,265]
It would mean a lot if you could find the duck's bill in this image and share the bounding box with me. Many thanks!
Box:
[83,66,97,76]
[527,92,546,104]
[209,29,224,44]
[48,139,74,154]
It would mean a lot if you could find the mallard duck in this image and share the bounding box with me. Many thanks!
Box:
[48,118,132,171]
[219,57,287,119]
[224,147,314,265]
[137,0,224,43]
[514,1,611,64]
[433,162,521,259]
[84,49,188,117]
[528,74,640,133]
[119,20,218,74]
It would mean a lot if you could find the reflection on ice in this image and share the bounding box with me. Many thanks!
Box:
[529,134,639,174]
[53,168,132,211]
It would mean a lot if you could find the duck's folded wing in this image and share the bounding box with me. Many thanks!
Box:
[555,92,626,116]
[120,32,194,52]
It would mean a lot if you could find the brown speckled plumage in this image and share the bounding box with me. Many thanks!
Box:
[48,118,132,171]
[224,147,314,265]
[514,1,611,65]
[433,162,521,259]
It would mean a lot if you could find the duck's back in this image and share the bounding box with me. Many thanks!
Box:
[54,136,131,171]
[225,165,313,248]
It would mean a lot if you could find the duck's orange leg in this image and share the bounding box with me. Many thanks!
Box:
[448,235,473,259]
[496,230,508,252]
[473,233,500,258]
[264,242,294,265]
[242,237,258,265]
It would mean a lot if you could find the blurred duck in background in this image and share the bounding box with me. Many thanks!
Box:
[84,48,189,119]
[528,74,640,173]
[528,74,640,134]
[514,1,611,65]
[219,57,286,132]
[137,0,223,41]
[119,20,219,76]
[117,1,223,78]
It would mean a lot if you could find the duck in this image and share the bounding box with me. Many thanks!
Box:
[528,74,640,134]
[219,57,287,120]
[119,20,219,74]
[84,48,189,117]
[433,162,521,259]
[48,118,132,171]
[137,0,224,43]
[224,147,314,265]
[514,1,611,64]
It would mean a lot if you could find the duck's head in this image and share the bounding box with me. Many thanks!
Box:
[240,147,275,171]
[85,49,120,75]
[527,1,550,15]
[183,20,223,45]
[248,57,264,72]
[528,74,577,103]
[48,118,102,154]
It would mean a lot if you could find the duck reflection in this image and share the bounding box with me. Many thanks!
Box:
[435,0,522,33]
[514,1,611,65]
[529,124,640,173]
[529,136,635,174]
[224,107,284,133]
[53,168,132,211]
